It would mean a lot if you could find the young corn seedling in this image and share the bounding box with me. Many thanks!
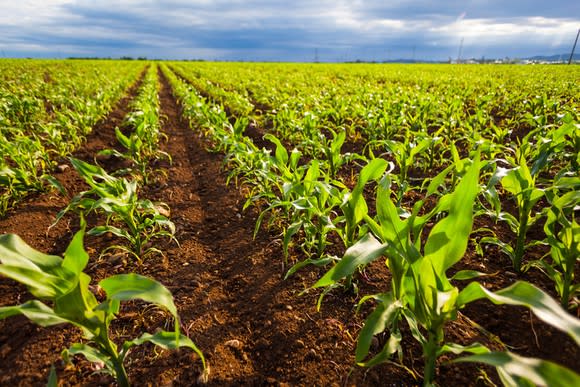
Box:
[299,128,359,178]
[0,226,207,387]
[266,159,343,263]
[0,135,63,216]
[321,128,347,178]
[55,158,176,262]
[481,158,544,273]
[99,66,170,185]
[312,153,580,386]
[252,134,305,223]
[527,186,579,308]
[478,122,575,273]
[252,136,321,261]
[366,133,433,203]
[336,157,391,249]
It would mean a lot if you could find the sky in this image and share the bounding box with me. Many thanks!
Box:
[0,0,578,62]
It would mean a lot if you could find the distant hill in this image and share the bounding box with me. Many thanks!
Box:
[524,53,580,62]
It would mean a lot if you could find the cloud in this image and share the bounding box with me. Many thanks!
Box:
[0,0,578,60]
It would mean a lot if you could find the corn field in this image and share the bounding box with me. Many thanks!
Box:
[0,59,579,386]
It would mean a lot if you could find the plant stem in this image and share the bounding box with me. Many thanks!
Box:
[112,357,130,387]
[514,208,530,273]
[423,327,443,386]
[562,268,572,308]
[100,331,130,387]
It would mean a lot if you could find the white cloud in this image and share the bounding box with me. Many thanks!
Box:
[0,0,76,26]
[432,17,579,47]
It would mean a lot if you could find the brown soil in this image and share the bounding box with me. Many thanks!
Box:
[0,67,578,387]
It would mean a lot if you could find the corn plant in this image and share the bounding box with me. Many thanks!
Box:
[0,60,144,214]
[55,158,176,262]
[253,136,317,260]
[527,187,579,308]
[312,154,580,385]
[0,134,62,216]
[100,66,170,184]
[509,121,576,178]
[336,157,390,249]
[481,158,544,273]
[366,134,433,202]
[0,226,207,387]
[263,159,343,262]
[479,118,573,273]
[300,128,357,178]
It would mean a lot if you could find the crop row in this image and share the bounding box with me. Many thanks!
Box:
[164,62,579,386]
[0,60,144,214]
[0,62,207,386]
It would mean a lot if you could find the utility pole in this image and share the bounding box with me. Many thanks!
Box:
[457,37,464,64]
[314,48,319,63]
[568,28,580,65]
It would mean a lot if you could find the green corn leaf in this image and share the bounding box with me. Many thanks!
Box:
[122,331,206,370]
[61,226,89,277]
[409,137,431,159]
[41,174,66,196]
[284,255,335,279]
[0,265,67,299]
[151,215,176,234]
[479,236,515,259]
[501,168,524,196]
[313,233,387,288]
[357,158,389,187]
[331,130,346,154]
[438,342,492,357]
[457,281,580,345]
[289,148,302,170]
[54,273,99,328]
[303,160,320,192]
[0,300,68,327]
[69,158,116,190]
[291,198,313,210]
[356,292,403,363]
[497,211,520,232]
[46,364,58,387]
[358,331,403,368]
[424,153,480,273]
[97,148,125,159]
[99,274,178,319]
[552,176,580,190]
[374,182,407,248]
[66,343,116,376]
[283,221,303,258]
[450,270,488,281]
[425,164,454,196]
[455,351,580,387]
[264,133,288,165]
[0,228,92,298]
[0,233,62,272]
[450,142,460,166]
[88,225,131,241]
[348,158,389,224]
[114,127,132,151]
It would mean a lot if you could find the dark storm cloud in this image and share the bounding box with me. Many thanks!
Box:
[0,1,578,60]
